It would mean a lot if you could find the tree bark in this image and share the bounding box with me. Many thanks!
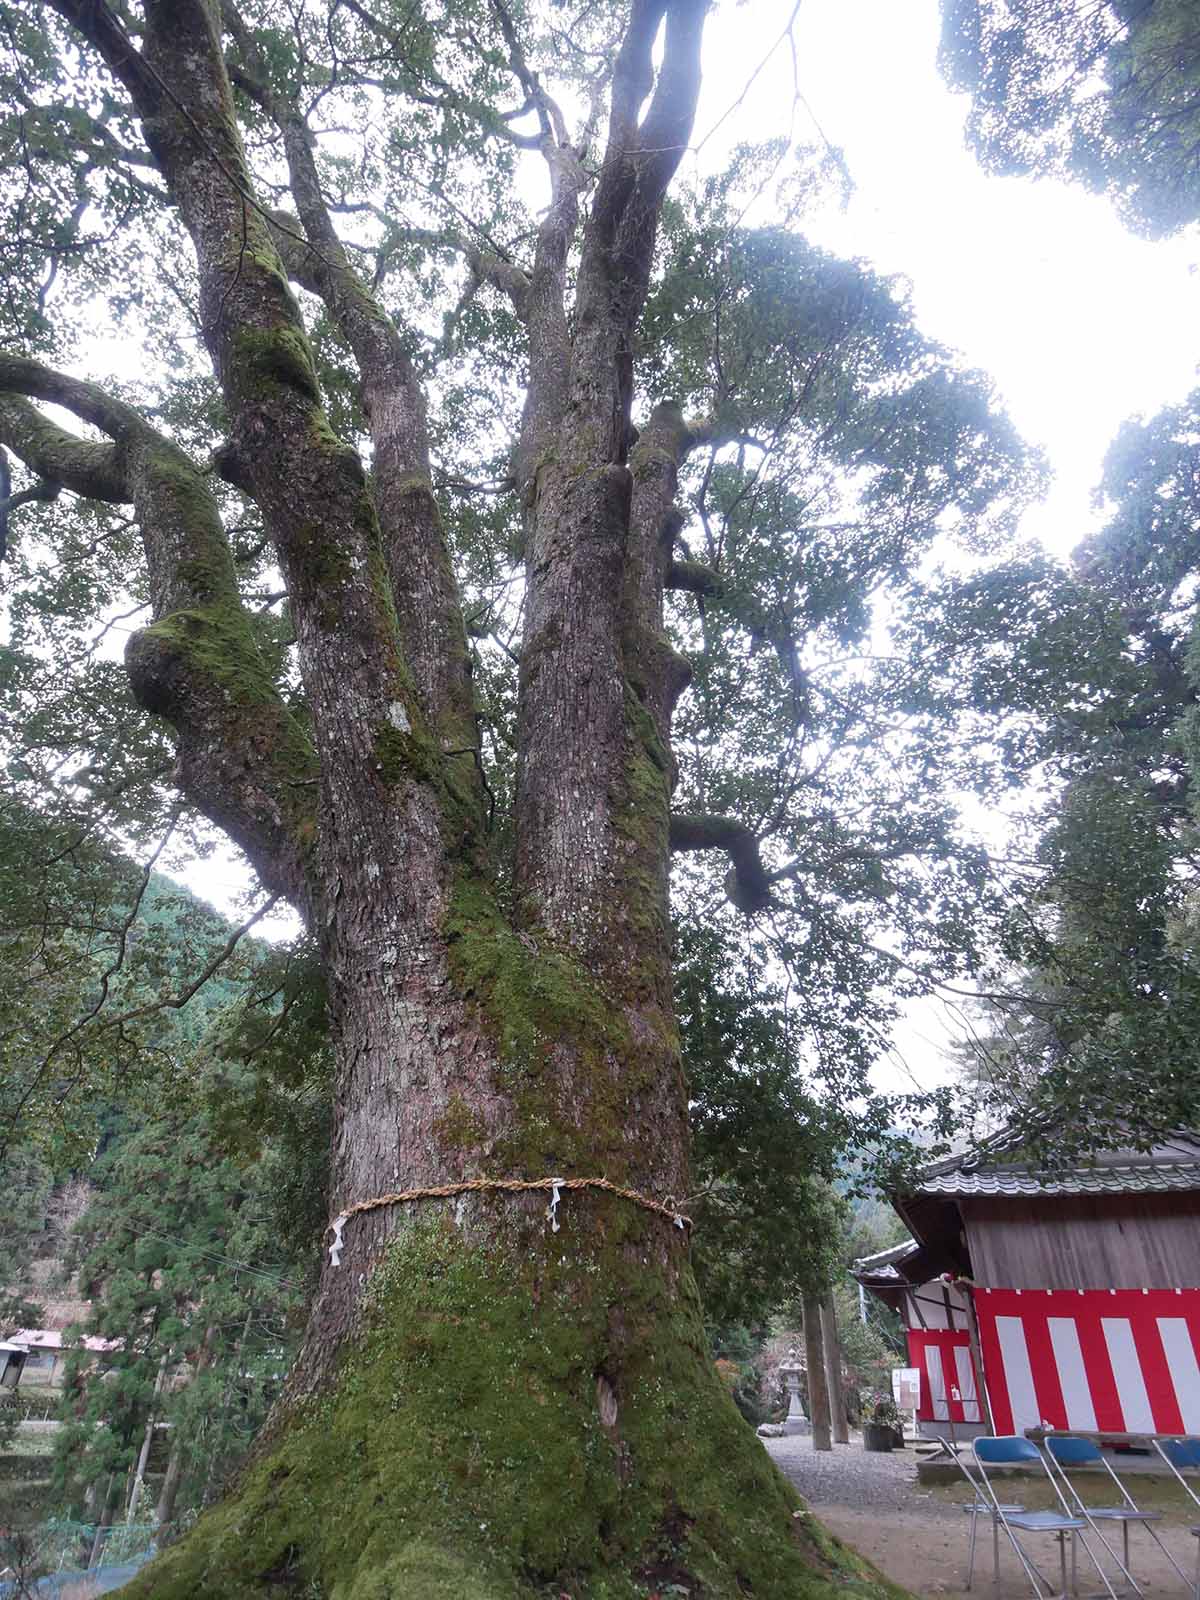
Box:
[803,1293,833,1452]
[156,1324,219,1527]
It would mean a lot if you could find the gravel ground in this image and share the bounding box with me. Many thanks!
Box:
[764,1430,952,1516]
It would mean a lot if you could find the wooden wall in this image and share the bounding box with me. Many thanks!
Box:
[961,1192,1200,1289]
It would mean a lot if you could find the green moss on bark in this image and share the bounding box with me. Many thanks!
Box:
[371,718,482,850]
[444,876,650,1174]
[134,607,278,708]
[115,1220,907,1600]
[598,684,674,977]
[234,324,321,404]
[447,880,622,1071]
[127,604,317,805]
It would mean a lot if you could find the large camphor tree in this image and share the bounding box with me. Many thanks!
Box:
[0,0,1036,1591]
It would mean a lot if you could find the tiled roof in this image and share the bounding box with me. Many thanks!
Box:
[917,1161,1200,1196]
[910,1132,1200,1199]
[851,1239,919,1283]
[851,1261,908,1283]
[854,1239,918,1270]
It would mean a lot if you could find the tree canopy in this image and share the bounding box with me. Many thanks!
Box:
[940,0,1200,236]
[941,386,1200,1152]
[0,17,1047,1183]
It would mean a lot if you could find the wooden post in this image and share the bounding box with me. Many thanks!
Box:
[820,1295,850,1444]
[958,1279,994,1435]
[802,1292,832,1451]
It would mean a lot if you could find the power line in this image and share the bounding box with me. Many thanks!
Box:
[134,1226,299,1291]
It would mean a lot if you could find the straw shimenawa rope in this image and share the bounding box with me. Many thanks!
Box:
[326,1176,693,1266]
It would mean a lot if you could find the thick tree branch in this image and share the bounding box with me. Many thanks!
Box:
[0,354,317,909]
[633,0,707,174]
[625,402,696,757]
[513,133,588,506]
[219,0,480,754]
[0,395,126,503]
[513,0,709,953]
[665,559,722,597]
[668,813,773,913]
[569,0,707,465]
[490,0,594,508]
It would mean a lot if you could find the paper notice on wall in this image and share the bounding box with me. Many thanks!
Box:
[892,1366,921,1412]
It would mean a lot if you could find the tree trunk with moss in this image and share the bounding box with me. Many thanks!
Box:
[0,2,903,1595]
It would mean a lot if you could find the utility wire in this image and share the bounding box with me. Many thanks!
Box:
[135,1226,299,1291]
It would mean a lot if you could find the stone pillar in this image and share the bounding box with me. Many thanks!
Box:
[802,1293,832,1451]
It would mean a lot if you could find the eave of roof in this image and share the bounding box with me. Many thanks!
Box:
[10,1328,118,1353]
[916,1161,1200,1197]
[906,1129,1200,1201]
[853,1238,918,1271]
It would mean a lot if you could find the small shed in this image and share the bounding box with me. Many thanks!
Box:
[853,1238,985,1437]
[854,1131,1200,1439]
[6,1329,119,1386]
[0,1340,28,1389]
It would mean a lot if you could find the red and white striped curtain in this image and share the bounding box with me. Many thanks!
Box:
[974,1287,1200,1436]
[906,1328,982,1423]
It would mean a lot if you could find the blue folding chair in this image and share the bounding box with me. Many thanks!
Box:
[973,1436,1117,1600]
[1150,1439,1200,1600]
[938,1437,1026,1590]
[1043,1435,1178,1594]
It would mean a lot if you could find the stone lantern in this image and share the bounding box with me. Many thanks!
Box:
[777,1346,810,1435]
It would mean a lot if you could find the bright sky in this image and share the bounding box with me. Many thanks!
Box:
[183,0,1200,1092]
[700,0,1200,563]
[692,0,1200,1094]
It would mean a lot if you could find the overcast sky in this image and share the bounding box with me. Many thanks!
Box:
[689,0,1199,1092]
[700,0,1199,560]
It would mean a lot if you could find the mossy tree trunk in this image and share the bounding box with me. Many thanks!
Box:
[1,2,902,1595]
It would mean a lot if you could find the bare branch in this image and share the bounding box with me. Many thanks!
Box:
[331,0,545,146]
[489,0,569,146]
[669,813,773,913]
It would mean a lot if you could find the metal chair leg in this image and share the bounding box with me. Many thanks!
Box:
[965,1504,977,1590]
